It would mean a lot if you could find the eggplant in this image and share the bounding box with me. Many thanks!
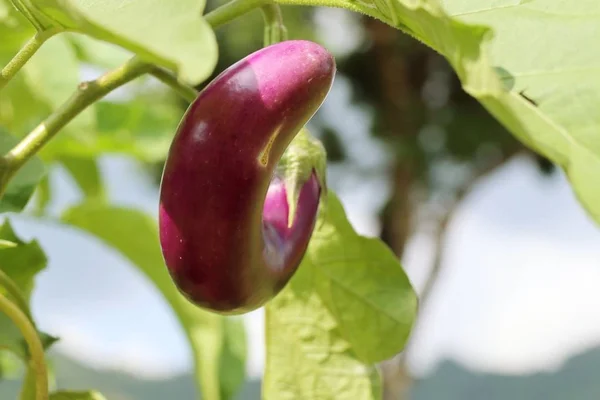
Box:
[159,40,335,314]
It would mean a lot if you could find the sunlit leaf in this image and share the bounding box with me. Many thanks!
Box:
[264,194,417,398]
[25,0,218,84]
[0,129,45,213]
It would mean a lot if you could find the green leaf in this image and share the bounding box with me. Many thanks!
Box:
[49,390,107,400]
[32,175,52,217]
[0,1,9,20]
[26,0,218,84]
[21,34,96,153]
[92,99,182,162]
[59,156,104,201]
[0,130,45,213]
[271,0,600,224]
[65,33,132,69]
[313,196,417,363]
[0,220,56,359]
[0,351,22,378]
[0,221,46,298]
[264,194,417,399]
[264,264,382,400]
[440,0,600,223]
[61,204,247,400]
[219,317,247,400]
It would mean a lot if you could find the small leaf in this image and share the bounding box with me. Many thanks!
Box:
[0,129,45,213]
[0,220,56,359]
[0,221,47,297]
[61,204,247,400]
[219,317,247,400]
[26,0,218,84]
[264,193,417,398]
[49,390,107,400]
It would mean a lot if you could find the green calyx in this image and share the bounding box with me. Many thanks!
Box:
[276,127,327,227]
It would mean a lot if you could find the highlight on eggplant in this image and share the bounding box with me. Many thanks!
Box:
[158,40,335,314]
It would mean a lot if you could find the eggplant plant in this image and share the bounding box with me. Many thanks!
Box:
[0,0,592,399]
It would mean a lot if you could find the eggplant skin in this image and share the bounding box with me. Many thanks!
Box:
[159,40,336,314]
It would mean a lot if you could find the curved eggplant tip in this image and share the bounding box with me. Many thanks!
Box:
[262,171,321,274]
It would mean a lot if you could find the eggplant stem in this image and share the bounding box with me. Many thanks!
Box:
[261,4,288,46]
[204,0,268,29]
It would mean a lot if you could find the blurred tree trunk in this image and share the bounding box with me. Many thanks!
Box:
[362,19,428,260]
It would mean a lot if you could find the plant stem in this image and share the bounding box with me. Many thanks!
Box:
[149,66,198,103]
[0,269,32,320]
[0,56,152,197]
[261,4,288,45]
[0,30,56,91]
[204,0,267,29]
[0,293,48,400]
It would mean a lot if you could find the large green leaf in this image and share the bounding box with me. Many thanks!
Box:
[264,194,417,399]
[0,129,45,213]
[61,204,247,400]
[441,0,600,223]
[23,0,217,84]
[272,0,600,224]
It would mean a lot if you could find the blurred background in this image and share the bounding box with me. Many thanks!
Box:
[2,3,600,400]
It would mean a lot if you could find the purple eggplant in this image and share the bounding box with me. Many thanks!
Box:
[159,40,335,314]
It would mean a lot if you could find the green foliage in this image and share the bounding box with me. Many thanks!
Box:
[219,318,248,400]
[0,220,56,360]
[22,0,218,84]
[59,157,104,201]
[0,129,45,213]
[61,204,247,400]
[443,0,600,222]
[264,194,417,398]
